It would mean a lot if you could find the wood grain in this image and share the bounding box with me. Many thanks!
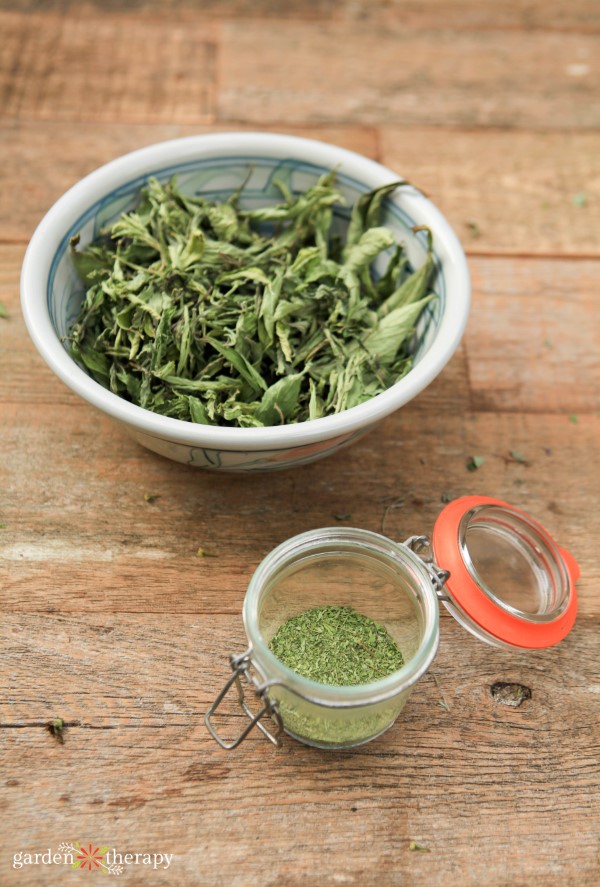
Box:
[2,11,598,130]
[2,0,599,31]
[217,21,599,129]
[0,11,217,124]
[4,242,599,614]
[381,127,600,256]
[1,614,598,887]
[333,0,600,31]
[466,257,600,413]
[3,122,599,255]
[0,122,377,242]
[1,400,597,615]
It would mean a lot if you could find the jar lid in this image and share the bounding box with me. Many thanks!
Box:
[431,496,579,649]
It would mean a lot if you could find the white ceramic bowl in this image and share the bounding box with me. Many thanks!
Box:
[21,133,470,471]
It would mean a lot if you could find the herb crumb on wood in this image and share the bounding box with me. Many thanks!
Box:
[466,455,484,471]
[46,718,65,744]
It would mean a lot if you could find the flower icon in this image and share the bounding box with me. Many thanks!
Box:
[74,844,106,872]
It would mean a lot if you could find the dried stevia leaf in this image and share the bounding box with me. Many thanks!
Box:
[362,295,434,365]
[255,373,304,425]
[345,181,407,248]
[68,174,439,428]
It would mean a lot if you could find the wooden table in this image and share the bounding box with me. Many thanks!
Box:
[1,3,599,885]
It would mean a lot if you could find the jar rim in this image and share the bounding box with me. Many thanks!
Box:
[432,496,578,648]
[242,527,440,707]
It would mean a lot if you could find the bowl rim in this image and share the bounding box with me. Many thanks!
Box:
[20,131,470,450]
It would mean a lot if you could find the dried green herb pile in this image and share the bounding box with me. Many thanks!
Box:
[269,605,404,685]
[69,174,436,427]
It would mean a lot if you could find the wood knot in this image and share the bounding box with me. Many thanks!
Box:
[490,681,532,707]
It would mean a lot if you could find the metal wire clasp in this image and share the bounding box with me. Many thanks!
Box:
[404,535,451,600]
[204,649,284,750]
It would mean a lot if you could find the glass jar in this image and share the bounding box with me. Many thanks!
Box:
[206,496,579,751]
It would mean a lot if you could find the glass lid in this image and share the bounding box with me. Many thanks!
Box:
[431,496,579,649]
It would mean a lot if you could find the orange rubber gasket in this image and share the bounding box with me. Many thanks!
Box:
[432,496,579,649]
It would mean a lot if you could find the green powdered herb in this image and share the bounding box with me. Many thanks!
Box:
[269,605,404,686]
[277,703,403,748]
[68,174,437,428]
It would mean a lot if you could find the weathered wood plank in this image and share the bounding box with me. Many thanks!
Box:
[0,613,598,886]
[3,122,599,255]
[334,0,600,32]
[0,122,377,242]
[380,128,600,256]
[0,0,339,18]
[2,612,597,727]
[466,257,600,413]
[1,0,599,32]
[1,402,596,614]
[0,11,217,124]
[2,12,598,130]
[217,21,599,129]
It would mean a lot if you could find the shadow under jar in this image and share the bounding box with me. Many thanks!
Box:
[206,497,579,751]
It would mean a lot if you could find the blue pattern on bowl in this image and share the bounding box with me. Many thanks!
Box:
[130,425,372,471]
